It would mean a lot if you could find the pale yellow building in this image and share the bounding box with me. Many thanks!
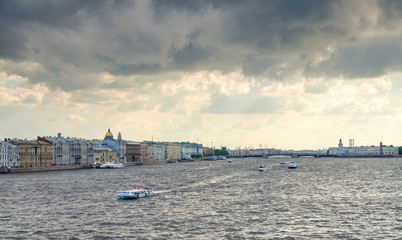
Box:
[165,143,181,160]
[93,146,117,163]
[10,139,53,167]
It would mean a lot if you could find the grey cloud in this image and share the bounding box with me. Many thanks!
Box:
[305,36,402,79]
[1,0,402,93]
[242,56,272,76]
[0,0,132,61]
[108,62,163,76]
[168,41,211,70]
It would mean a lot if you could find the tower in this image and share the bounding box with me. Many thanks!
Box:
[338,138,343,148]
[380,141,383,155]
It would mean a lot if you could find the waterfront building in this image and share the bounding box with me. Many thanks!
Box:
[204,147,214,156]
[0,141,20,167]
[154,144,165,161]
[126,141,141,162]
[147,144,154,162]
[9,139,53,167]
[347,146,398,155]
[164,143,181,160]
[181,142,204,159]
[328,139,398,156]
[43,134,94,165]
[102,129,127,163]
[140,143,149,163]
[93,145,117,163]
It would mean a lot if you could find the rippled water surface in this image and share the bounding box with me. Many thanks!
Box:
[1,157,401,239]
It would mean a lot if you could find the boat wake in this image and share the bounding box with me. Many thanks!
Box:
[152,190,173,194]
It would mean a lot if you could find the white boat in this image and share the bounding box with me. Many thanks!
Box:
[228,159,232,163]
[117,188,153,199]
[288,162,297,169]
[99,162,124,169]
[258,165,264,172]
[183,168,191,172]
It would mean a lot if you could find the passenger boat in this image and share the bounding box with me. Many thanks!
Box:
[117,188,153,199]
[258,165,264,172]
[288,162,297,169]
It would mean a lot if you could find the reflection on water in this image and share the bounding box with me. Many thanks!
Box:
[0,157,401,239]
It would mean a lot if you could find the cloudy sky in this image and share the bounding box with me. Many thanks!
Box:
[1,0,402,150]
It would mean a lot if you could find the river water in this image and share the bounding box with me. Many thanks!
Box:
[0,157,401,239]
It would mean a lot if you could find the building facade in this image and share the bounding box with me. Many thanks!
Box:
[181,142,204,159]
[0,141,19,167]
[165,143,181,160]
[328,139,398,156]
[154,144,165,161]
[140,143,148,163]
[102,129,127,163]
[93,146,117,163]
[10,139,53,167]
[147,144,155,162]
[126,141,141,162]
[43,134,94,165]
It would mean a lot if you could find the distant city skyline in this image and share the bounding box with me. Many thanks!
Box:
[1,1,402,150]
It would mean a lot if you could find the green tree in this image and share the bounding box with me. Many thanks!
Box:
[398,147,402,155]
[214,146,229,156]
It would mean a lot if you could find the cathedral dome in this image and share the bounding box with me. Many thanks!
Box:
[105,128,114,139]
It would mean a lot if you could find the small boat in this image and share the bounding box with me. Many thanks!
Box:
[183,168,191,172]
[117,188,153,199]
[216,156,227,160]
[99,162,124,169]
[280,162,285,165]
[288,162,297,169]
[228,159,232,163]
[208,156,217,161]
[258,165,264,172]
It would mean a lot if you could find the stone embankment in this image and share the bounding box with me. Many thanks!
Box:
[10,165,87,173]
[7,158,205,174]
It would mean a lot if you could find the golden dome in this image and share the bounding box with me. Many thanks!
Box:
[105,128,113,137]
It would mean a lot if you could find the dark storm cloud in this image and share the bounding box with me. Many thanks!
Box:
[1,0,402,92]
[305,36,402,79]
[168,41,211,70]
[0,0,132,61]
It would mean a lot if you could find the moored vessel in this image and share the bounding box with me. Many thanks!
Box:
[99,162,124,169]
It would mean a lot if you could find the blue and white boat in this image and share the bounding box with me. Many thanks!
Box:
[258,165,264,172]
[117,188,153,199]
[288,162,297,169]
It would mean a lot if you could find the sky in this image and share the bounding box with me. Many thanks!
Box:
[1,0,402,150]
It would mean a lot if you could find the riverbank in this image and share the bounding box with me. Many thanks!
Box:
[6,157,210,174]
[8,160,165,174]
